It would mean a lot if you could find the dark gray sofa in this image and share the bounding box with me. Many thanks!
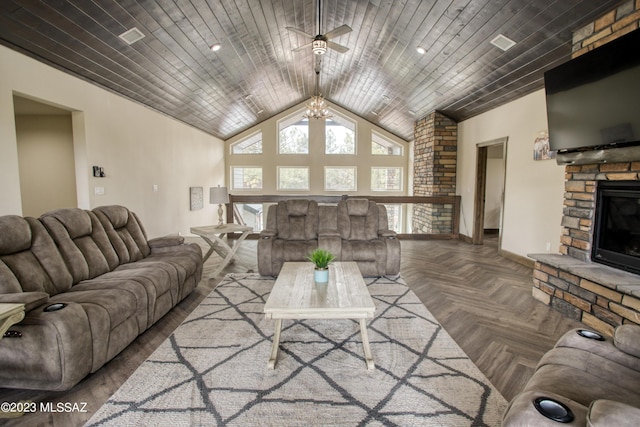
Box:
[258,199,400,277]
[0,205,202,391]
[502,324,640,426]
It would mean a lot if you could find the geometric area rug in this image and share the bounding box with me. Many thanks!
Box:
[86,274,507,426]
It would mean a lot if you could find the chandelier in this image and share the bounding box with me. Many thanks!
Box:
[303,69,332,120]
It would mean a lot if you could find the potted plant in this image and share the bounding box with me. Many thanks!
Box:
[307,248,335,283]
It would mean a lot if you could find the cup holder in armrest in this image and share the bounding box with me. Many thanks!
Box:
[43,303,67,312]
[576,329,605,341]
[533,397,575,423]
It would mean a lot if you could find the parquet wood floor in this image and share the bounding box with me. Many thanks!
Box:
[0,236,582,426]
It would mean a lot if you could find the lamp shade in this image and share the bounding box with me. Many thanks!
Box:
[210,186,229,204]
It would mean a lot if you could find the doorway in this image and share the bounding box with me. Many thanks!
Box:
[472,137,507,247]
[14,96,77,217]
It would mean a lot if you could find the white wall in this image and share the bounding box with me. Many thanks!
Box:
[457,89,565,258]
[0,45,224,237]
[16,114,77,216]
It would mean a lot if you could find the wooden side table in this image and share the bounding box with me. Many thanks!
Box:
[0,303,25,340]
[190,223,253,278]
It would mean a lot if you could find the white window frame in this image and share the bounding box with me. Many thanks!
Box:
[371,131,404,156]
[371,166,403,191]
[325,112,356,155]
[230,131,262,155]
[230,166,263,191]
[324,166,357,191]
[277,166,310,191]
[277,111,309,155]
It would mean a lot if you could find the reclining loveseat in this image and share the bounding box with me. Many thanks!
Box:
[502,324,640,426]
[258,198,400,277]
[0,205,202,391]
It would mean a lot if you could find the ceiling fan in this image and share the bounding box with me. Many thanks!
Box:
[286,0,352,55]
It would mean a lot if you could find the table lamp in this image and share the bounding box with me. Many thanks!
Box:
[210,185,229,228]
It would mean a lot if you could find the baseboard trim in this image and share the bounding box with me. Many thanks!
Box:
[458,234,473,244]
[500,249,535,268]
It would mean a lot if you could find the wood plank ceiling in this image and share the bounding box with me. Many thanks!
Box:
[0,0,623,141]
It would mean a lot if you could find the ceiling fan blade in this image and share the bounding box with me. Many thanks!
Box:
[286,26,314,39]
[292,42,312,52]
[327,41,349,53]
[324,24,352,40]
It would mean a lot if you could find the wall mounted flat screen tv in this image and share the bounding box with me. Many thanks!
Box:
[544,29,640,153]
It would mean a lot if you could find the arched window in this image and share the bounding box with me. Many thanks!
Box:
[231,131,262,154]
[325,113,356,154]
[278,114,308,154]
[372,131,403,155]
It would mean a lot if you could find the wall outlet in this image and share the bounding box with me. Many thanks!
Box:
[152,184,158,192]
[546,242,552,252]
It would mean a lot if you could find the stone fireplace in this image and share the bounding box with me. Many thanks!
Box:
[591,180,640,274]
[531,162,640,336]
[529,1,640,336]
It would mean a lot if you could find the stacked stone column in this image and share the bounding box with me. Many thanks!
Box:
[412,111,457,234]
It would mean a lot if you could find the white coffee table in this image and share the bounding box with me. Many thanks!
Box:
[264,262,376,370]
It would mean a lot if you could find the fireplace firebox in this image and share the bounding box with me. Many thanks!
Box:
[592,180,640,274]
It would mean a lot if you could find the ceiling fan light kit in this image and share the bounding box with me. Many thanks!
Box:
[312,38,327,55]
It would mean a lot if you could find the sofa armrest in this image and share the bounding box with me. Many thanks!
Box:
[614,324,640,358]
[379,229,397,238]
[588,400,640,427]
[148,235,185,248]
[260,229,277,239]
[0,292,49,312]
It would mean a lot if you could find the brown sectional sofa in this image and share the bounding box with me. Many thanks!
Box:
[502,324,640,426]
[0,205,202,391]
[258,198,401,277]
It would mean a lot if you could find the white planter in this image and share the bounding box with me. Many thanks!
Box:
[314,268,329,283]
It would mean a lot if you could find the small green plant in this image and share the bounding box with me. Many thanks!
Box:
[306,248,335,269]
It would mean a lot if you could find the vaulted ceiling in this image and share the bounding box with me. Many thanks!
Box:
[0,0,621,141]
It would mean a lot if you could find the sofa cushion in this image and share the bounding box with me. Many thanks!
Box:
[275,200,318,241]
[345,199,370,216]
[0,216,72,295]
[614,324,640,358]
[338,199,379,241]
[0,215,31,254]
[41,209,119,284]
[93,205,151,264]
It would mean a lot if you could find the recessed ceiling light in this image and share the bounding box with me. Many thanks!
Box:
[490,34,516,51]
[371,110,378,116]
[416,46,426,55]
[119,27,145,45]
[408,110,416,115]
[210,43,222,52]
